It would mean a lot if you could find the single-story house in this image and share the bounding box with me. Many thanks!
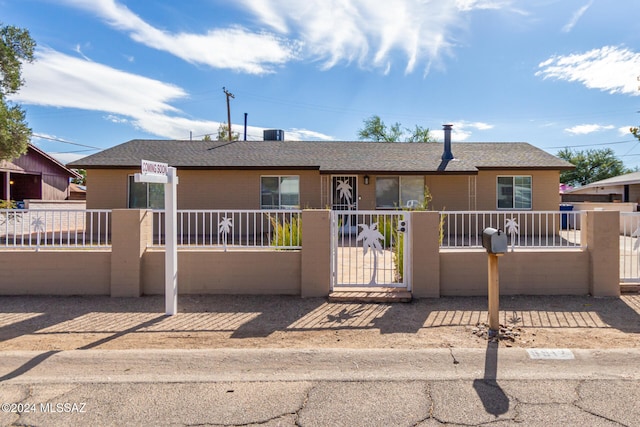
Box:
[68,126,573,212]
[562,171,640,204]
[0,144,80,203]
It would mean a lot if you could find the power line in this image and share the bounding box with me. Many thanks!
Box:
[547,139,636,149]
[32,134,102,150]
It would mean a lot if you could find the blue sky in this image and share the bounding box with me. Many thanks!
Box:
[5,0,640,170]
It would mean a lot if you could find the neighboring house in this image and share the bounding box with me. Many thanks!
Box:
[68,126,573,212]
[0,144,80,203]
[562,171,640,204]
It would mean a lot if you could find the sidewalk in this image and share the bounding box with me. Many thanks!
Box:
[0,294,638,351]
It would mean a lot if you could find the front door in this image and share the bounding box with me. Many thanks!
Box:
[331,176,357,211]
[332,176,358,233]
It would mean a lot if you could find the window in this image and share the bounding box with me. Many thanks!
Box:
[128,176,164,209]
[497,176,531,209]
[375,176,425,208]
[261,176,300,209]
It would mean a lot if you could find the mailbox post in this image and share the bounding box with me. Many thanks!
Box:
[482,227,508,334]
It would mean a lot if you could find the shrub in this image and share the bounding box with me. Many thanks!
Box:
[270,215,302,248]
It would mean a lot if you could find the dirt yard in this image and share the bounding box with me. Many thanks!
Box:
[0,294,638,351]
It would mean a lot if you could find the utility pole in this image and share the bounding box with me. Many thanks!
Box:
[223,87,235,142]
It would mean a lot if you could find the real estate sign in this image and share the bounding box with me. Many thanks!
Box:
[136,159,179,316]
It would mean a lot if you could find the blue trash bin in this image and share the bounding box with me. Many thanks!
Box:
[560,204,573,229]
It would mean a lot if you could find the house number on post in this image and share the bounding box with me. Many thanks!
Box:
[135,159,179,316]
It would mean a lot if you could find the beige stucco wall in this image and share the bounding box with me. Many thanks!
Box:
[178,169,322,209]
[426,175,474,211]
[0,251,111,295]
[141,250,301,295]
[86,168,322,210]
[440,250,589,296]
[586,210,620,297]
[301,210,331,297]
[476,170,561,211]
[86,169,562,212]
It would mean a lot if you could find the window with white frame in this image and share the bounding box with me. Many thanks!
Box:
[375,176,425,208]
[260,176,300,209]
[128,175,164,209]
[497,176,532,209]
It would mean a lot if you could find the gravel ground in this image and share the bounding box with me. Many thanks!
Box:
[0,294,639,351]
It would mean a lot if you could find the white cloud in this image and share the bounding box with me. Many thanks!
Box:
[11,48,334,142]
[442,121,494,140]
[50,152,89,165]
[14,48,187,116]
[536,46,640,95]
[562,0,593,33]
[12,48,222,139]
[59,0,525,76]
[104,114,130,124]
[619,126,635,136]
[565,124,615,135]
[239,0,519,74]
[59,0,298,74]
[285,128,334,141]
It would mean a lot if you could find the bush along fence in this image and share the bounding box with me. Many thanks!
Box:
[0,209,621,298]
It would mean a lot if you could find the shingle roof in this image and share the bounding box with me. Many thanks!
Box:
[68,139,573,173]
[564,171,640,192]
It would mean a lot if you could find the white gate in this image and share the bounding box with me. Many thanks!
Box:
[621,212,640,283]
[331,210,410,290]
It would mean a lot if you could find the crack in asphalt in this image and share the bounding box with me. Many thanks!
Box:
[294,385,312,427]
[412,381,444,426]
[574,380,629,427]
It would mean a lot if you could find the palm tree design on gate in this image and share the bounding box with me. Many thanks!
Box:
[505,217,519,252]
[356,223,384,285]
[632,225,640,251]
[336,179,353,209]
[218,216,233,252]
[31,216,45,251]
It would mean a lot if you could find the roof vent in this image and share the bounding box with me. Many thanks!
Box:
[263,129,285,141]
[442,124,454,161]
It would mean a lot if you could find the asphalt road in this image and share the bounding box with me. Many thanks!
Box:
[1,347,640,426]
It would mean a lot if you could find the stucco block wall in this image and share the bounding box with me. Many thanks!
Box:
[0,251,110,295]
[141,250,301,295]
[587,210,620,297]
[411,211,441,297]
[439,250,589,296]
[301,210,331,297]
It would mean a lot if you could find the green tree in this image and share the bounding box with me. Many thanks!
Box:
[71,169,86,186]
[216,123,239,141]
[358,115,436,142]
[0,24,35,161]
[557,148,629,186]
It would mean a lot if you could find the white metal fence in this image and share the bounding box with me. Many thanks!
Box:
[331,210,409,289]
[620,212,640,283]
[439,210,584,249]
[152,209,302,249]
[0,209,111,248]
